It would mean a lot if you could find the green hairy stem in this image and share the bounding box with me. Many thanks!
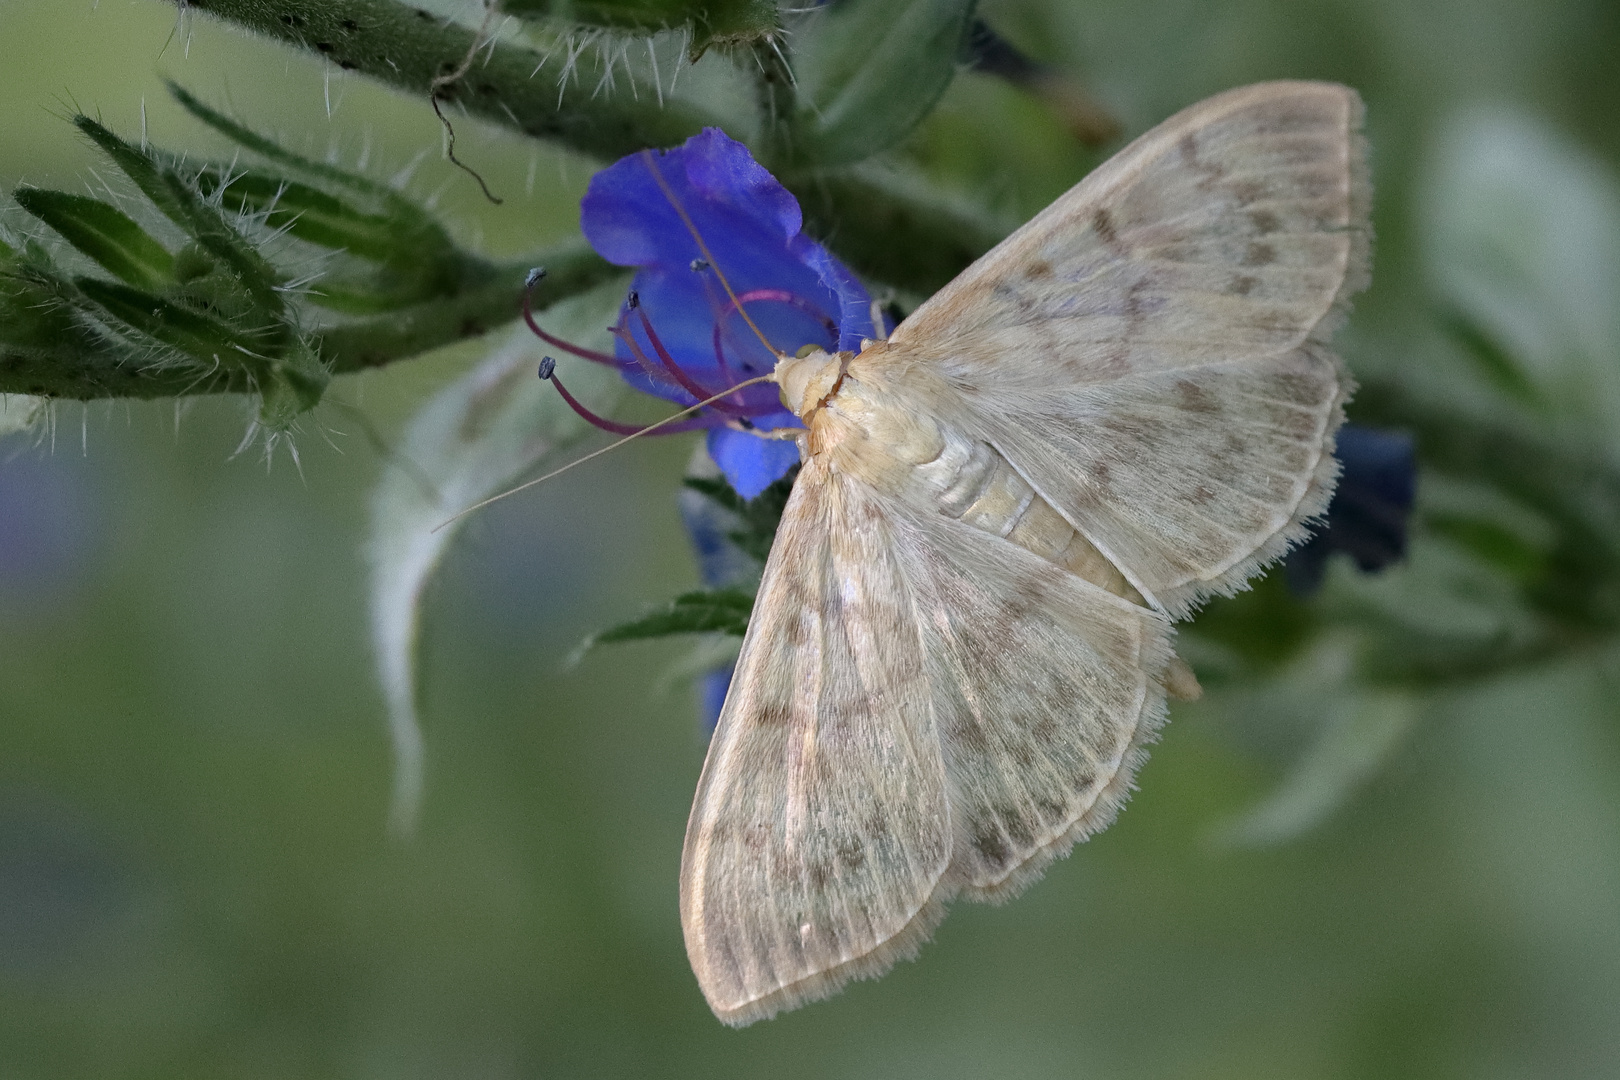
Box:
[176,0,720,160]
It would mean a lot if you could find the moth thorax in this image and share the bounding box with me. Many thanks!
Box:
[774,349,849,420]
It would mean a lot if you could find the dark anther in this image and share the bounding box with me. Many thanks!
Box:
[627,291,640,309]
[690,259,709,272]
[525,267,547,289]
[538,356,556,381]
[315,41,334,52]
[340,18,359,30]
[339,60,358,70]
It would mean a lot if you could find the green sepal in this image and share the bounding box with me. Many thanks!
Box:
[173,85,484,313]
[594,587,755,644]
[791,0,977,166]
[12,187,175,293]
[73,116,286,320]
[256,341,331,428]
[193,171,400,262]
[0,248,95,354]
[72,276,266,360]
[168,82,394,201]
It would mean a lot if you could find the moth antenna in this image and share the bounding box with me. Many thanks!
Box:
[639,149,782,358]
[433,373,778,532]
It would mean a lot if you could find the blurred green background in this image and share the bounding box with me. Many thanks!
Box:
[3,0,1620,1076]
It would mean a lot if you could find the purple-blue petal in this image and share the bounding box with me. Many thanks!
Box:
[697,661,735,734]
[708,426,801,499]
[580,128,875,453]
[1287,425,1417,594]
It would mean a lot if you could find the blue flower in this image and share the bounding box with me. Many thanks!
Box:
[574,128,884,499]
[1287,425,1418,594]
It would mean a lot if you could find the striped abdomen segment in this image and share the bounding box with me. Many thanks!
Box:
[916,437,1145,606]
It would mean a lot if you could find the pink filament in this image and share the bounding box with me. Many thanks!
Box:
[544,369,710,436]
[522,287,617,366]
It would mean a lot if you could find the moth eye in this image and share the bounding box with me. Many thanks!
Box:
[795,343,820,359]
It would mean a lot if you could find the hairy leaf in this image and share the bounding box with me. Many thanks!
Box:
[593,587,755,643]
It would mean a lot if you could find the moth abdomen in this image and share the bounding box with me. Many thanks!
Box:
[911,434,1144,605]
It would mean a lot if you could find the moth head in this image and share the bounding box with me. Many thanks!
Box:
[774,347,850,420]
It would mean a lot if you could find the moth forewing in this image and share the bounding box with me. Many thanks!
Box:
[679,461,953,1027]
[879,81,1368,616]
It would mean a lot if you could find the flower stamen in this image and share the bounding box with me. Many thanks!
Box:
[522,273,619,366]
[626,293,764,416]
[537,356,709,436]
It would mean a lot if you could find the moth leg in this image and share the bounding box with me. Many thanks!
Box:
[865,297,892,345]
[1164,656,1202,702]
[759,426,802,441]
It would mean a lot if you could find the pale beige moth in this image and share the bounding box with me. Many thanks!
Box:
[680,81,1371,1025]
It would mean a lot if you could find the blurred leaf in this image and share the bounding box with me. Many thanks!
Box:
[0,395,43,438]
[793,0,977,165]
[1425,107,1620,432]
[503,0,779,53]
[368,282,627,835]
[1217,689,1419,848]
[12,187,174,293]
[1436,307,1546,409]
[593,587,754,644]
[1212,637,1423,847]
[1426,513,1546,584]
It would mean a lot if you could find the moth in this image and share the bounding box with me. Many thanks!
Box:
[680,81,1369,1025]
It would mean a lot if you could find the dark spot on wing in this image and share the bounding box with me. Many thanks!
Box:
[1230,179,1267,204]
[1230,273,1259,296]
[951,718,991,754]
[754,702,793,728]
[1178,131,1227,189]
[1244,242,1277,266]
[1174,378,1220,414]
[1092,208,1125,253]
[1249,208,1281,234]
[972,825,1010,869]
[807,860,831,890]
